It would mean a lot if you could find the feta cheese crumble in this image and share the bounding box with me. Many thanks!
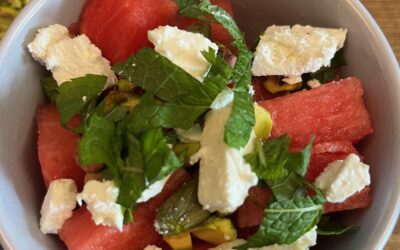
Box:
[252,25,347,77]
[40,179,77,234]
[148,25,219,82]
[315,153,370,203]
[28,24,116,87]
[27,24,70,65]
[77,180,124,231]
[211,226,317,250]
[196,106,258,213]
[137,174,171,203]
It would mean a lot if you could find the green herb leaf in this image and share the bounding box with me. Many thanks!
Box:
[237,196,323,249]
[117,132,145,208]
[127,94,208,134]
[317,216,358,235]
[176,0,205,19]
[40,76,59,103]
[198,0,255,149]
[55,74,106,128]
[113,48,218,107]
[268,173,307,201]
[245,135,291,180]
[141,127,183,184]
[330,48,347,68]
[286,136,314,176]
[79,113,122,183]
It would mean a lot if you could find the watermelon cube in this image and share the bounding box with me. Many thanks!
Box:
[259,77,373,149]
[232,186,271,228]
[59,169,191,250]
[80,0,179,64]
[37,105,85,189]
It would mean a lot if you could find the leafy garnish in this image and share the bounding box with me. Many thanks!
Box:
[245,134,313,181]
[317,216,358,235]
[117,132,145,209]
[55,74,106,128]
[127,94,207,134]
[141,127,183,184]
[113,48,227,107]
[198,0,255,149]
[40,76,58,103]
[237,196,323,249]
[176,0,205,20]
[286,136,314,176]
[79,113,122,183]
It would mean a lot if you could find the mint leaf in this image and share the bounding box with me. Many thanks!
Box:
[331,48,347,67]
[40,76,59,103]
[127,94,207,134]
[317,216,358,235]
[268,173,307,201]
[245,135,291,180]
[237,196,323,249]
[141,127,183,184]
[114,48,216,107]
[55,74,106,128]
[198,0,255,149]
[117,132,145,208]
[176,0,205,19]
[79,113,122,183]
[286,136,314,176]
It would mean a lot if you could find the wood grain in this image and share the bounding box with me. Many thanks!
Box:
[360,1,400,249]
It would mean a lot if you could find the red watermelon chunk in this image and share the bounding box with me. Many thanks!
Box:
[80,0,179,64]
[37,105,85,189]
[232,186,271,228]
[324,187,372,214]
[59,169,191,250]
[259,77,373,149]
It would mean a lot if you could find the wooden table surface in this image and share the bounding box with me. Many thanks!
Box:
[360,1,400,249]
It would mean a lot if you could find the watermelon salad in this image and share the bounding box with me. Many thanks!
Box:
[27,0,374,249]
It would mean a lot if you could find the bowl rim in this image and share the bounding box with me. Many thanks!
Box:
[0,0,399,249]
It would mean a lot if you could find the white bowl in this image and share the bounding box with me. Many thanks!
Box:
[0,0,399,249]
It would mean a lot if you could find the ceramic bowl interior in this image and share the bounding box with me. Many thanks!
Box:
[0,0,399,249]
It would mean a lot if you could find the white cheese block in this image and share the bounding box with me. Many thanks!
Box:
[28,24,116,87]
[315,153,370,203]
[148,25,219,82]
[77,180,124,231]
[40,179,77,234]
[137,174,171,203]
[252,25,347,77]
[196,106,258,213]
[27,24,70,65]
